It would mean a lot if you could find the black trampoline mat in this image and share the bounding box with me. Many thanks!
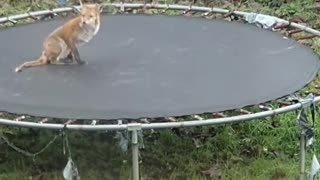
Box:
[0,14,319,120]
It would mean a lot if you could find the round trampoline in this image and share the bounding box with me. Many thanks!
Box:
[0,6,319,120]
[0,4,320,180]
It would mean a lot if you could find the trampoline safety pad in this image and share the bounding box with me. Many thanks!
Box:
[0,14,319,120]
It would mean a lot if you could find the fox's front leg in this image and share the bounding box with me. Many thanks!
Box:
[73,48,86,65]
[65,39,86,65]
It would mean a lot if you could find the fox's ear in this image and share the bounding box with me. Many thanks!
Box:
[97,4,104,13]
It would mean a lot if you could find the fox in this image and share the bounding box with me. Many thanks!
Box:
[15,3,103,73]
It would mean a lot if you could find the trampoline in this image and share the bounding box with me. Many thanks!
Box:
[0,4,320,180]
[0,5,319,120]
[0,3,320,180]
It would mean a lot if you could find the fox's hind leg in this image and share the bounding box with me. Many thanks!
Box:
[50,39,74,64]
[59,51,74,64]
[15,54,49,73]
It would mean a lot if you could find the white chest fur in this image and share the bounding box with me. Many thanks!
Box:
[77,20,100,46]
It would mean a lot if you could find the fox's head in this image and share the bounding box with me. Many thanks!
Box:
[80,4,103,26]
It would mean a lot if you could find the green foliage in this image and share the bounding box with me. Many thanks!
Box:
[0,112,308,179]
[272,0,313,18]
[0,1,57,16]
[1,0,320,179]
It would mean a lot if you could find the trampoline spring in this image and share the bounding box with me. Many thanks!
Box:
[160,4,170,13]
[182,3,193,15]
[65,119,76,125]
[14,116,26,121]
[140,118,150,123]
[91,120,97,125]
[223,10,240,21]
[71,6,81,14]
[6,17,17,25]
[288,29,303,36]
[258,105,272,111]
[165,117,177,122]
[142,3,155,11]
[276,100,292,107]
[276,16,305,31]
[309,91,320,96]
[297,34,317,40]
[38,118,49,124]
[212,112,227,118]
[201,11,210,17]
[239,109,252,114]
[223,11,234,19]
[124,7,136,13]
[201,7,214,17]
[119,2,125,12]
[193,115,204,120]
[274,22,291,30]
[26,13,39,21]
[39,13,56,21]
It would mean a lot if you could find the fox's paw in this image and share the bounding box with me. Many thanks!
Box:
[78,60,88,65]
[64,59,73,64]
[61,57,73,64]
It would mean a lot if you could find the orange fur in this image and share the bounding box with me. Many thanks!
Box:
[15,3,103,73]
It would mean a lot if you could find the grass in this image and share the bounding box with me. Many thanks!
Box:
[0,158,300,179]
[0,112,311,179]
[1,0,320,179]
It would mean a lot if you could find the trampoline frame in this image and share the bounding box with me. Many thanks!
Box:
[0,3,319,180]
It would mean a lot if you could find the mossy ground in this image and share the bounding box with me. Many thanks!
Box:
[1,0,320,179]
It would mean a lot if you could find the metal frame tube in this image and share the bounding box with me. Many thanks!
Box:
[0,4,317,129]
[128,123,141,179]
[0,3,318,179]
[131,130,139,180]
[0,3,318,37]
[0,96,319,130]
[299,133,306,180]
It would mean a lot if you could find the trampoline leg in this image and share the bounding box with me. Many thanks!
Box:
[299,133,306,180]
[129,124,141,180]
[132,130,139,180]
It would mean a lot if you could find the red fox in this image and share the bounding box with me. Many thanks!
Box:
[15,3,103,73]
